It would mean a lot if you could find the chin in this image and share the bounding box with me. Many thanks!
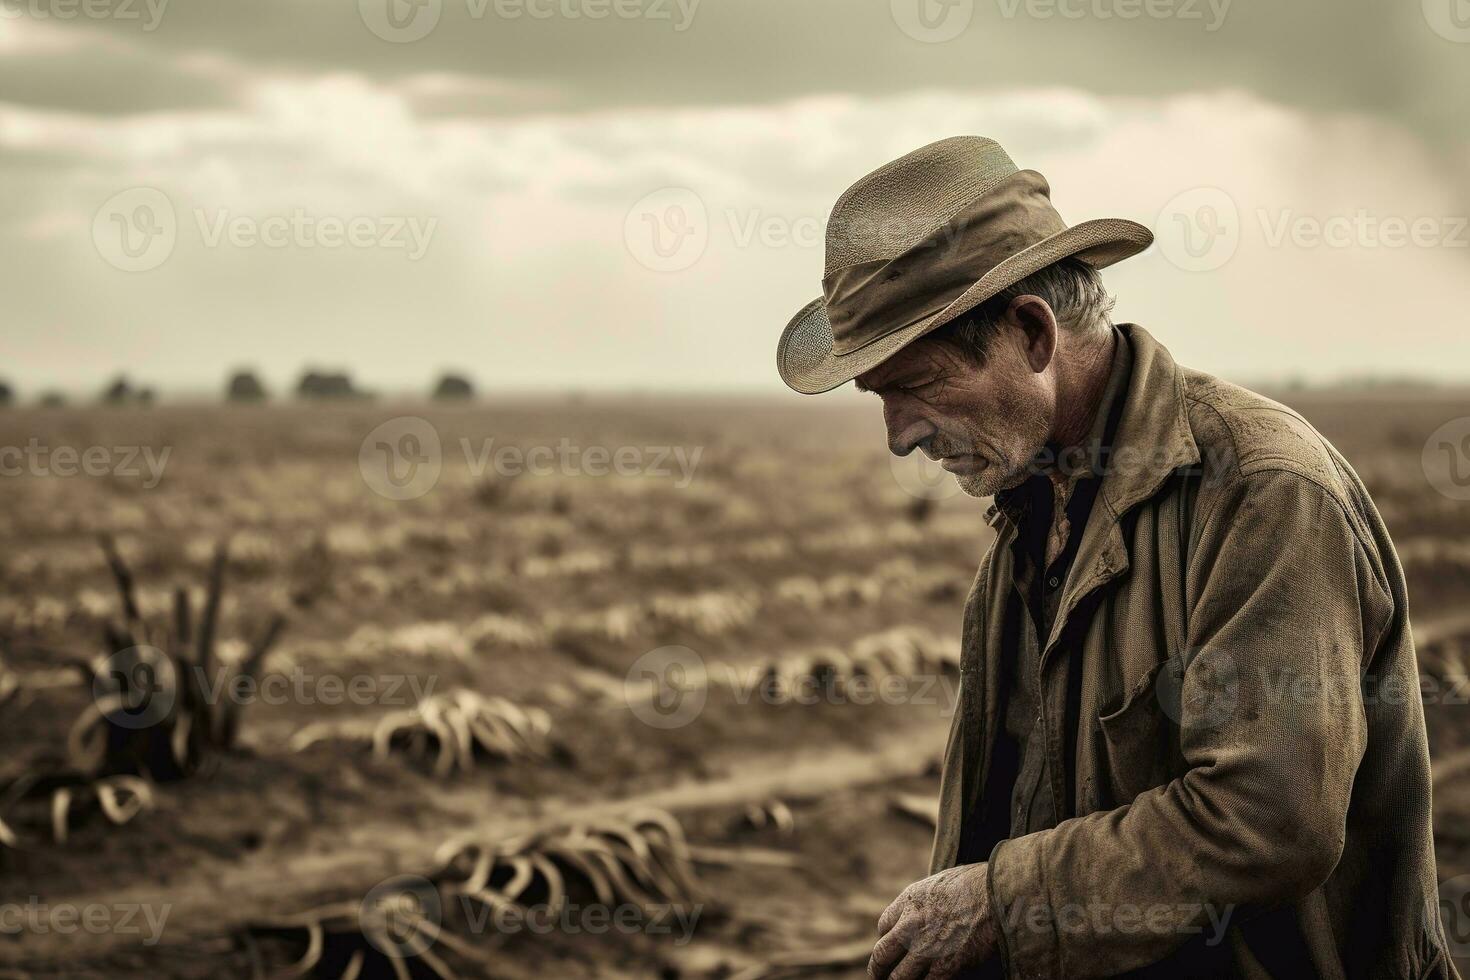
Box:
[954,465,1026,499]
[953,473,1001,498]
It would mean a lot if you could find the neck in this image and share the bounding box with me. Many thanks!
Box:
[1049,326,1116,451]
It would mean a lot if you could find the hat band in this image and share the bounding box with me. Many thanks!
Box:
[822,169,1067,356]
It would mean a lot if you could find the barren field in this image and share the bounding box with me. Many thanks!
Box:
[2,392,1469,979]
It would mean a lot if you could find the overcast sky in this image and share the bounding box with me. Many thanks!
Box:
[2,0,1468,396]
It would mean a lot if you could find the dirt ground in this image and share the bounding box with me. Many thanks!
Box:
[2,391,1469,978]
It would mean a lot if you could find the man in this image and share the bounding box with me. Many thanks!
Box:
[776,136,1456,979]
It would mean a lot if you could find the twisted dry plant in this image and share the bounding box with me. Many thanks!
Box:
[291,689,553,777]
[1,536,285,848]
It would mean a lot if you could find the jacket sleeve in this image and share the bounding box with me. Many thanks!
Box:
[985,467,1383,978]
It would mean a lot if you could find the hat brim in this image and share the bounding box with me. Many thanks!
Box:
[777,218,1154,394]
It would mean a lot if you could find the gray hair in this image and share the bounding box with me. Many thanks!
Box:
[926,256,1114,363]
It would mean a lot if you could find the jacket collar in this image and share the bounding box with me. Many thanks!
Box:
[1096,322,1200,518]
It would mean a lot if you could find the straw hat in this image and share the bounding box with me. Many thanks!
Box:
[777,136,1152,394]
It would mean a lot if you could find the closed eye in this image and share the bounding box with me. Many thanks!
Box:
[860,376,937,397]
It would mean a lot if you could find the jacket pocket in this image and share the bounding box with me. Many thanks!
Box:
[1096,660,1175,806]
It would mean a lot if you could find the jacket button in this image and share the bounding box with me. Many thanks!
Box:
[1047,575,1061,589]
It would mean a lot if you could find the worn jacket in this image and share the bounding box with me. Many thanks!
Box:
[930,323,1456,979]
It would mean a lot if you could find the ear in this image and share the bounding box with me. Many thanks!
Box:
[1004,295,1058,374]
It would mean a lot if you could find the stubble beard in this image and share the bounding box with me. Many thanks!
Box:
[953,467,1015,499]
[950,411,1051,501]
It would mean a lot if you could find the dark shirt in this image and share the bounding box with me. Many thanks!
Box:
[994,326,1133,836]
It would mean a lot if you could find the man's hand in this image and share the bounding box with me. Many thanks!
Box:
[868,862,999,979]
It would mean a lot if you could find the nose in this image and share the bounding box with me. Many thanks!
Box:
[884,403,936,458]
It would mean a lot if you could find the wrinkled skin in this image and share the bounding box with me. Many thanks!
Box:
[868,863,998,980]
[855,295,1112,500]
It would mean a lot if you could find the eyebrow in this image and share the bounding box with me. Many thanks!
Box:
[854,366,926,394]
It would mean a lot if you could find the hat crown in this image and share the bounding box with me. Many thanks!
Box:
[823,136,1018,275]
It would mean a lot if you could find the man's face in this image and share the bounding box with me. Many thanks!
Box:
[855,321,1054,498]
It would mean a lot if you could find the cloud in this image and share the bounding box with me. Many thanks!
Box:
[1,80,1467,393]
[0,16,241,114]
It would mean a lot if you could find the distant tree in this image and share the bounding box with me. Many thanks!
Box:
[101,376,134,405]
[432,373,475,401]
[227,370,268,402]
[296,369,362,400]
[100,376,158,406]
[38,391,66,408]
[0,381,12,407]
